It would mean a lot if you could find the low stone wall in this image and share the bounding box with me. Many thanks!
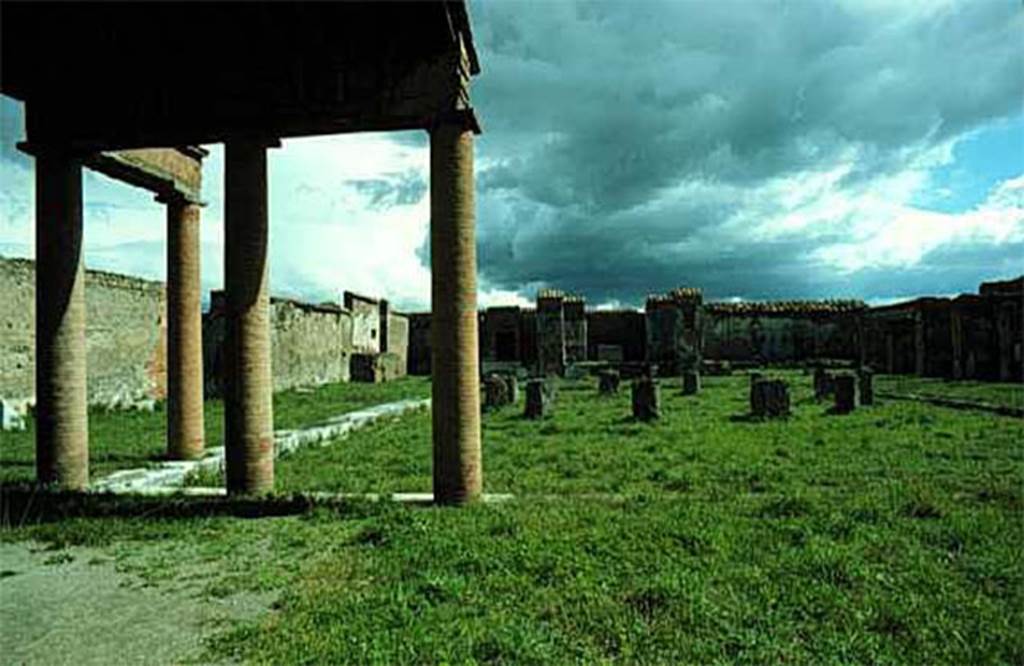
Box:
[0,257,166,408]
[203,294,354,397]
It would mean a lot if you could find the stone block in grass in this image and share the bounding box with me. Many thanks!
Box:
[632,377,661,422]
[834,374,859,414]
[598,370,621,396]
[751,379,790,418]
[681,371,700,396]
[483,375,511,411]
[524,379,551,419]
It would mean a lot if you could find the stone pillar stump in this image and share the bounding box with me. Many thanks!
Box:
[681,371,700,396]
[834,374,859,414]
[524,379,550,419]
[483,374,511,410]
[632,378,661,422]
[751,379,790,418]
[598,370,620,396]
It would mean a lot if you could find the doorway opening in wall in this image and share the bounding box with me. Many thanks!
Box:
[495,331,518,362]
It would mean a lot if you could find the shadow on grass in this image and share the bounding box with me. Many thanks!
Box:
[0,484,375,529]
[727,413,791,423]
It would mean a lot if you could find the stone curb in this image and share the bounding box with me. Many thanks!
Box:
[90,398,431,494]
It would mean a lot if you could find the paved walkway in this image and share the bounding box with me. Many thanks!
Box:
[90,398,431,495]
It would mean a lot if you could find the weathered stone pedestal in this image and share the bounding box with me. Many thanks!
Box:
[483,374,511,410]
[751,379,790,418]
[524,379,550,419]
[834,375,859,414]
[681,371,700,396]
[632,378,661,422]
[598,370,621,396]
[858,369,874,406]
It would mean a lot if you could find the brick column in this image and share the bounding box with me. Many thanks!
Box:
[163,194,205,460]
[34,149,89,489]
[223,139,275,494]
[430,117,482,504]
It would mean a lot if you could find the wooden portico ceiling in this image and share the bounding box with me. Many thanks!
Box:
[1,1,481,153]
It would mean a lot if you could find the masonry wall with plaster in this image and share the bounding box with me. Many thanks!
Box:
[0,257,166,408]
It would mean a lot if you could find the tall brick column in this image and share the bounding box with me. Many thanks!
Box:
[163,194,205,460]
[34,149,89,489]
[430,116,482,505]
[223,139,275,494]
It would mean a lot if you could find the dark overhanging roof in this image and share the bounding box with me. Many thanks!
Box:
[1,1,480,152]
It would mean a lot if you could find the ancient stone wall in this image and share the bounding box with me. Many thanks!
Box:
[563,296,588,364]
[536,290,566,375]
[203,293,355,396]
[645,288,703,374]
[407,312,432,375]
[0,257,166,407]
[704,301,863,364]
[385,312,409,378]
[480,306,522,363]
[344,291,381,354]
[586,310,646,362]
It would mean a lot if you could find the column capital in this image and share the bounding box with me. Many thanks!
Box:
[430,108,482,135]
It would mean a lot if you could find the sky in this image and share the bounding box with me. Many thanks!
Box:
[1,0,1022,312]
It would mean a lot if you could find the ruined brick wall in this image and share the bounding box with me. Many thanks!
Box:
[704,301,863,364]
[645,299,683,370]
[407,312,432,375]
[645,288,703,373]
[586,310,646,362]
[480,306,522,363]
[863,309,917,374]
[203,293,354,396]
[385,312,409,378]
[520,309,538,365]
[536,291,566,375]
[0,257,166,406]
[563,296,588,364]
[344,291,381,354]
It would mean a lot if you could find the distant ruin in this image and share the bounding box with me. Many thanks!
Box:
[408,277,1023,383]
[0,257,410,409]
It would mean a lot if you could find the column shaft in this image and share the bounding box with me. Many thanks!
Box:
[223,140,274,494]
[430,122,482,504]
[166,198,205,460]
[35,151,89,489]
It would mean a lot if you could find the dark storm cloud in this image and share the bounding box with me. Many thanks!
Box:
[443,0,1023,304]
[351,170,427,209]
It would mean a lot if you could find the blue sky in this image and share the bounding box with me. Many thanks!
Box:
[1,0,1022,311]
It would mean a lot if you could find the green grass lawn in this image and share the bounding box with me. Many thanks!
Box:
[876,374,1024,409]
[2,371,1022,664]
[0,376,430,485]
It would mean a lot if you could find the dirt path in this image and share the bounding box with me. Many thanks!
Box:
[0,542,269,665]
